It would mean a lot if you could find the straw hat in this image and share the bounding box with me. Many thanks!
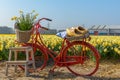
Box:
[66,26,88,37]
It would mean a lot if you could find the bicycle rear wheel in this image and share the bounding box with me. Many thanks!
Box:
[63,41,100,76]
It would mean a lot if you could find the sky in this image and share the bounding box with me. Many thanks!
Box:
[0,0,120,30]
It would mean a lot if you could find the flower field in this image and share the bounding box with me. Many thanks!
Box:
[0,34,120,60]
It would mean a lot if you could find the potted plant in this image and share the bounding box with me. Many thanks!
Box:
[11,10,39,43]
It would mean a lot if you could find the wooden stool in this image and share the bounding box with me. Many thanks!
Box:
[5,46,36,77]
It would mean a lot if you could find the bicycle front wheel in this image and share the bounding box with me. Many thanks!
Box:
[63,41,100,76]
[24,43,48,71]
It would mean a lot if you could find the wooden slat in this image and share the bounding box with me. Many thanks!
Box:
[6,61,28,64]
[9,46,33,51]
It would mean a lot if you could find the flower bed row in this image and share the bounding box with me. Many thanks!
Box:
[0,34,120,60]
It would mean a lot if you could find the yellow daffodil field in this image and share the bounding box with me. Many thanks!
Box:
[0,34,120,60]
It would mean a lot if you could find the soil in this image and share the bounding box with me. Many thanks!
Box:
[0,59,120,80]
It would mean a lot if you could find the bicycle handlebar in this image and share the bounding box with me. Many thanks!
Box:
[34,18,52,25]
[41,26,49,30]
[34,18,52,30]
[38,18,52,22]
[45,18,52,21]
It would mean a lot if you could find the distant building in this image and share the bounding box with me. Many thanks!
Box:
[58,29,66,32]
[0,26,14,34]
[88,25,120,35]
[39,28,57,34]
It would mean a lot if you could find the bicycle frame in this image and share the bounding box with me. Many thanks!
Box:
[23,18,87,67]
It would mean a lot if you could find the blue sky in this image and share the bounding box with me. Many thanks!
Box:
[0,0,120,30]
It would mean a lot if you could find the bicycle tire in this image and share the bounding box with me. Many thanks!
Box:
[63,41,100,76]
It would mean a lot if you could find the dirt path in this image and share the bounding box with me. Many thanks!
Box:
[0,60,120,80]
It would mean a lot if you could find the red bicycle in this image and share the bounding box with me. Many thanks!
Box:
[21,18,100,76]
